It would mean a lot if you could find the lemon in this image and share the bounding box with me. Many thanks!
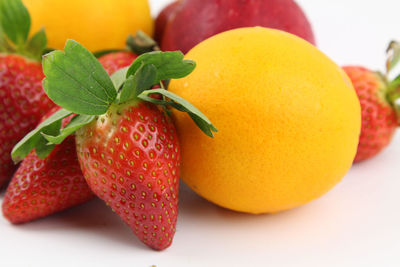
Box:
[23,0,153,51]
[169,27,361,214]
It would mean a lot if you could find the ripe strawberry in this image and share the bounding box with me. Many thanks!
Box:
[2,108,93,224]
[343,41,400,162]
[12,40,216,250]
[0,0,55,186]
[76,102,180,249]
[98,51,138,75]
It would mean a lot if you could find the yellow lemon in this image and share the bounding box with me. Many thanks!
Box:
[23,0,153,51]
[169,27,361,214]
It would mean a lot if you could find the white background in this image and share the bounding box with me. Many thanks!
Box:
[1,0,400,266]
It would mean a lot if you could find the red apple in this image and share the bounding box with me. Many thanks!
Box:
[154,1,182,43]
[161,0,316,54]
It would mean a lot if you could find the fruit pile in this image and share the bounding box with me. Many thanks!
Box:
[0,0,399,251]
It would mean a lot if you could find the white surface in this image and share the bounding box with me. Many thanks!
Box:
[1,0,400,266]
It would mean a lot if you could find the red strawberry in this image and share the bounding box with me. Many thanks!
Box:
[76,101,180,250]
[12,40,216,250]
[0,0,55,187]
[1,46,141,223]
[343,41,400,162]
[2,108,93,224]
[98,52,138,75]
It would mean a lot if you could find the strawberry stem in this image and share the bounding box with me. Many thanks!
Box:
[0,0,47,61]
[386,41,400,74]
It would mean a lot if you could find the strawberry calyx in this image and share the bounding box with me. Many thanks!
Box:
[11,40,217,163]
[93,31,158,58]
[0,0,48,61]
[383,41,400,124]
[126,30,160,55]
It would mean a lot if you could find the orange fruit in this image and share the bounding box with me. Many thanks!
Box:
[169,27,361,214]
[22,0,153,51]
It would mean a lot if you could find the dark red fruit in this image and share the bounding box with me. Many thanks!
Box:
[155,1,182,43]
[161,0,316,54]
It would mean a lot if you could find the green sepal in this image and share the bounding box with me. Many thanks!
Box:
[111,66,129,91]
[118,63,157,103]
[388,74,400,92]
[386,41,400,73]
[126,31,159,55]
[0,0,30,47]
[43,114,95,145]
[35,137,56,160]
[393,98,400,124]
[0,23,12,53]
[138,89,218,137]
[25,28,47,61]
[42,40,117,115]
[11,109,72,163]
[127,51,196,84]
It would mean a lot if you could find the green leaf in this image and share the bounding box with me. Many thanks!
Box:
[111,66,129,90]
[25,28,47,60]
[35,137,56,159]
[138,89,217,137]
[43,114,95,145]
[118,64,157,103]
[0,0,30,46]
[127,51,196,84]
[11,109,72,163]
[42,40,117,115]
[386,41,400,73]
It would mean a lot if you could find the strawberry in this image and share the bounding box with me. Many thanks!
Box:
[0,0,55,186]
[76,101,180,249]
[12,40,216,250]
[98,51,138,75]
[343,41,400,162]
[2,107,93,224]
[0,50,133,223]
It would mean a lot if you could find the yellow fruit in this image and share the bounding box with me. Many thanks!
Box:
[169,27,361,214]
[22,0,153,51]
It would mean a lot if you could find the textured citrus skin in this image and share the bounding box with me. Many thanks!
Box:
[343,66,398,162]
[169,27,361,214]
[23,0,153,51]
[2,108,93,224]
[75,101,180,250]
[0,54,55,187]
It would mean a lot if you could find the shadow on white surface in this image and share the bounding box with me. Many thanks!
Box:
[1,197,149,250]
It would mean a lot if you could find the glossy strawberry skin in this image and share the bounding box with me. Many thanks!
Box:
[343,66,398,162]
[75,101,180,250]
[98,52,138,75]
[0,54,55,187]
[2,109,93,224]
